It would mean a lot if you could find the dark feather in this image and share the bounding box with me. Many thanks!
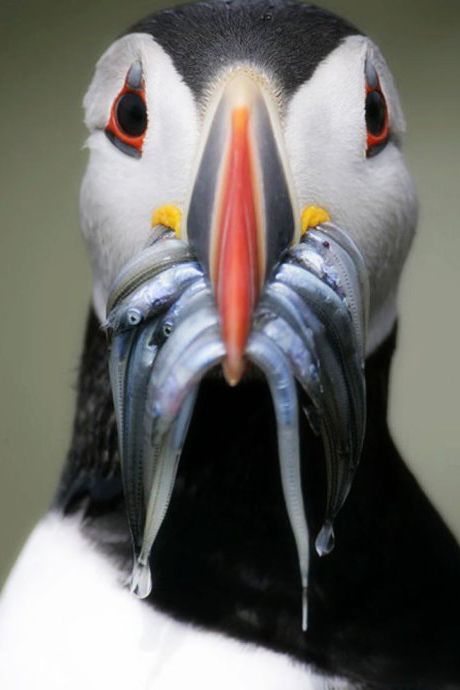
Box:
[128,1,360,99]
[57,310,460,689]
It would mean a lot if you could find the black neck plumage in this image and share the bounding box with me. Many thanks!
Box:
[56,309,460,690]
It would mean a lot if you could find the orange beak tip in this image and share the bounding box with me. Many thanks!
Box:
[222,355,245,387]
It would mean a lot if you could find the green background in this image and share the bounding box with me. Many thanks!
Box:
[0,0,459,585]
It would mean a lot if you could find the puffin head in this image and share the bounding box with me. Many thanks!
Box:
[79,0,417,628]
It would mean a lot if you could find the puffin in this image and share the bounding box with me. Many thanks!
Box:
[1,2,459,689]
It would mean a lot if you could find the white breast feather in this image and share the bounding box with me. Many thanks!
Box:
[0,515,354,690]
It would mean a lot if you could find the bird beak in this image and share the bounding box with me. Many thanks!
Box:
[183,72,299,385]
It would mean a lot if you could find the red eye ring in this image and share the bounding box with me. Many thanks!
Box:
[105,66,147,156]
[365,78,390,156]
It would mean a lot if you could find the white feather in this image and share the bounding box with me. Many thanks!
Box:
[0,515,354,690]
[80,34,200,322]
[284,36,417,353]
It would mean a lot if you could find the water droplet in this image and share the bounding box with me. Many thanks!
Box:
[315,521,335,556]
[130,560,152,599]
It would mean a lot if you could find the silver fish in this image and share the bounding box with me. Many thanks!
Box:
[107,238,193,314]
[132,327,225,597]
[276,263,365,455]
[247,331,310,631]
[290,224,369,356]
[108,262,203,333]
[105,222,369,632]
[131,388,198,598]
[120,317,162,554]
[262,279,355,548]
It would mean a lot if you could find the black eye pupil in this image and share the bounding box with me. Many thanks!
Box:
[116,92,147,137]
[365,90,386,136]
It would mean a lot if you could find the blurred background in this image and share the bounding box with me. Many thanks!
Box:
[0,0,459,585]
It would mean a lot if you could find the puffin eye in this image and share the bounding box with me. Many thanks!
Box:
[365,61,389,157]
[105,62,147,158]
[366,91,386,137]
[116,92,147,138]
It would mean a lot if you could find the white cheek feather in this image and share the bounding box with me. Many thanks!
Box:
[0,515,354,690]
[80,34,200,321]
[284,35,417,354]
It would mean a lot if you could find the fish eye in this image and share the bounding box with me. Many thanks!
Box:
[162,322,173,338]
[127,308,142,326]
